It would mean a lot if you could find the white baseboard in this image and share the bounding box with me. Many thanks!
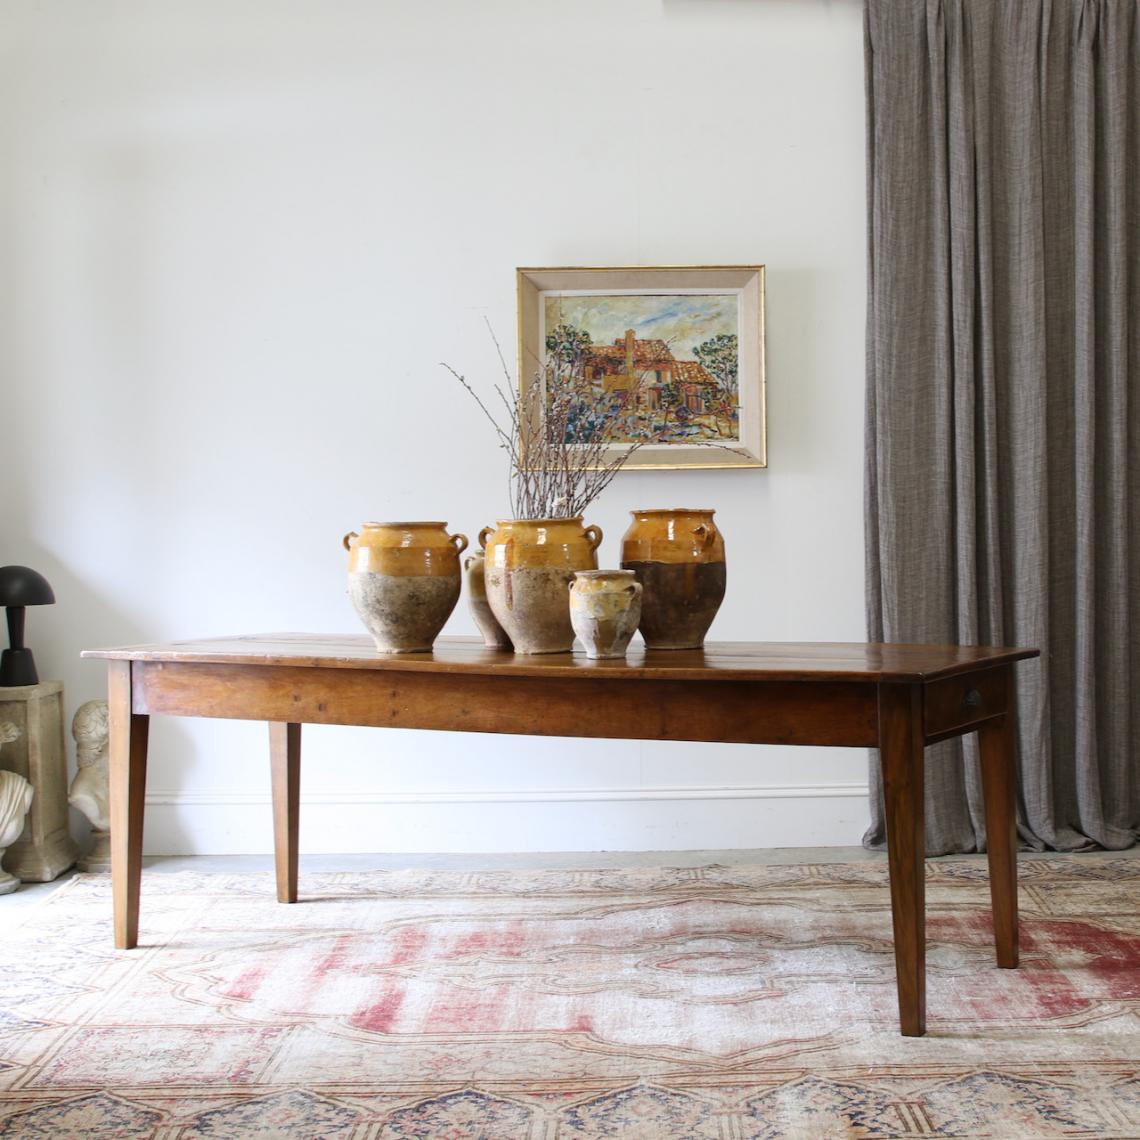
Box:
[140,782,871,854]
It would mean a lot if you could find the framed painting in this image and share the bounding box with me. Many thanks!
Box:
[516,265,766,469]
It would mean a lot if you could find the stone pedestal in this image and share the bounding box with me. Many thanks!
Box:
[0,681,79,881]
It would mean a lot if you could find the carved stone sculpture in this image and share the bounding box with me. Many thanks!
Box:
[69,699,111,872]
[0,745,34,894]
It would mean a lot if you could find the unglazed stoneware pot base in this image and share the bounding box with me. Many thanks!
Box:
[348,573,460,653]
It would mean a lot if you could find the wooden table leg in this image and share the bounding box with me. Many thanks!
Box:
[879,682,926,1036]
[108,659,149,949]
[270,722,301,903]
[978,668,1019,968]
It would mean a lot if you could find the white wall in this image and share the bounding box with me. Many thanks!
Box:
[0,0,869,855]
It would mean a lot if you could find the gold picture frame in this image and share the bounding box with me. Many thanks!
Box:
[517,265,766,470]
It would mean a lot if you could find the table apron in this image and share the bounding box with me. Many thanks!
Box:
[130,660,882,748]
[922,665,1011,742]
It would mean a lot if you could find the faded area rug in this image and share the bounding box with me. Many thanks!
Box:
[1,858,1138,1138]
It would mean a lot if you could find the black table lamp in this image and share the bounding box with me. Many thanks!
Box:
[0,565,56,686]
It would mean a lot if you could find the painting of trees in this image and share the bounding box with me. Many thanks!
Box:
[693,333,739,397]
[545,323,592,373]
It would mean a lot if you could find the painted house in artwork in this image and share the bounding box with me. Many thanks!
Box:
[581,329,721,414]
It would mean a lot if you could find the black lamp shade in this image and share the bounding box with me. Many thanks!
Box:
[0,565,55,607]
[0,565,56,686]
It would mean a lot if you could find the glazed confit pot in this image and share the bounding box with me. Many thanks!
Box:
[479,517,603,654]
[620,508,725,649]
[462,548,512,650]
[569,568,642,660]
[344,522,468,653]
[345,511,723,656]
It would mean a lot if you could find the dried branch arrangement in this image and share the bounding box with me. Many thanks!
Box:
[442,327,639,520]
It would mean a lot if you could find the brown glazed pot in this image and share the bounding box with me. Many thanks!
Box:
[620,508,726,649]
[481,517,603,654]
[344,521,467,653]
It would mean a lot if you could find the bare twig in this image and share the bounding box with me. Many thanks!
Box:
[442,330,644,520]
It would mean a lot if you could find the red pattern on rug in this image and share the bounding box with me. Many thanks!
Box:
[0,858,1137,1137]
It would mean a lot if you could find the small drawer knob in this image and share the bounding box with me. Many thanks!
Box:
[963,688,983,708]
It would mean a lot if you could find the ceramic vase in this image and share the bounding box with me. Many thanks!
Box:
[480,517,603,654]
[463,549,512,650]
[344,521,468,653]
[620,508,726,649]
[569,570,642,660]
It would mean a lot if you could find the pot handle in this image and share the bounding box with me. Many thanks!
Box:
[693,523,714,550]
[451,532,469,555]
[584,524,603,551]
[478,525,495,550]
[625,581,642,597]
[342,531,358,552]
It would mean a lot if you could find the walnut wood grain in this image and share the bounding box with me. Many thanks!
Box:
[270,722,301,904]
[879,683,927,1037]
[83,634,1038,683]
[130,662,879,748]
[978,667,1019,969]
[108,660,149,950]
[84,633,1040,1037]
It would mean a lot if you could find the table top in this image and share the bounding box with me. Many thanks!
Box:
[82,634,1039,684]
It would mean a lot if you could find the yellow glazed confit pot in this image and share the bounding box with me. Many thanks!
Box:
[344,521,468,653]
[479,517,603,654]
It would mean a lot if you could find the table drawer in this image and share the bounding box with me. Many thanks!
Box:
[924,667,1008,740]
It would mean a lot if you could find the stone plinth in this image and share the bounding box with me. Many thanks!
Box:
[0,681,79,881]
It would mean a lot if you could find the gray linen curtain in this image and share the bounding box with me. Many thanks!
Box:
[864,0,1139,853]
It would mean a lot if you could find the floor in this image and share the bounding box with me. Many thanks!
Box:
[3,847,881,914]
[6,843,1136,920]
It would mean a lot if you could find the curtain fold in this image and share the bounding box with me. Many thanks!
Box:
[864,0,1138,853]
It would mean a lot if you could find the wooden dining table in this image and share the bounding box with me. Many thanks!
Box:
[82,633,1039,1037]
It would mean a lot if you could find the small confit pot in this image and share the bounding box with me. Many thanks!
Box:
[480,517,603,654]
[463,549,512,650]
[344,521,468,653]
[569,569,642,660]
[620,508,726,649]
